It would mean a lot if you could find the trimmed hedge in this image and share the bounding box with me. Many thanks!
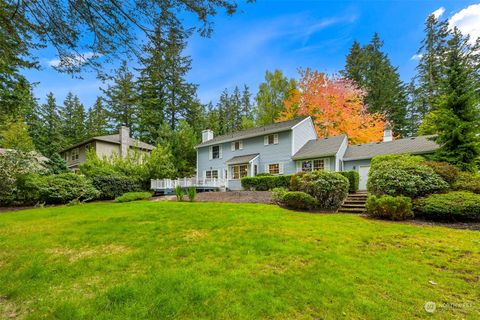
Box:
[115,192,152,203]
[241,175,292,191]
[271,187,288,204]
[368,155,448,198]
[452,172,480,194]
[91,175,144,200]
[414,191,480,222]
[20,173,99,205]
[366,195,413,221]
[281,191,317,210]
[339,171,360,193]
[290,171,348,210]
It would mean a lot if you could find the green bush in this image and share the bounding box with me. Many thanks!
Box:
[241,174,292,191]
[281,191,317,210]
[21,173,99,205]
[290,171,348,210]
[366,195,413,221]
[91,175,144,200]
[339,171,360,193]
[175,185,184,201]
[271,187,288,204]
[186,187,197,202]
[368,155,449,198]
[424,161,459,185]
[452,172,480,194]
[115,192,152,203]
[414,191,480,221]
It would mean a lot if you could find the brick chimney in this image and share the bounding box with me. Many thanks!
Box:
[202,129,214,143]
[120,126,130,157]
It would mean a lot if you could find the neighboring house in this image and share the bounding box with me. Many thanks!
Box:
[195,117,439,190]
[60,126,155,171]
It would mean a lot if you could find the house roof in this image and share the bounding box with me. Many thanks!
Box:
[292,135,347,160]
[60,134,155,153]
[343,135,439,161]
[196,117,310,148]
[225,153,259,165]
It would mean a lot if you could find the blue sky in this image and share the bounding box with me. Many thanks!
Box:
[22,0,480,108]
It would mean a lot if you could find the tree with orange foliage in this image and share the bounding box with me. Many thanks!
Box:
[278,69,386,144]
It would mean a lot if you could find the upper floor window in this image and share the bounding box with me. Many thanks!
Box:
[264,134,279,145]
[71,148,79,161]
[210,145,222,160]
[231,140,243,151]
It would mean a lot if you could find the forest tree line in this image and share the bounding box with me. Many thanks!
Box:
[1,12,479,174]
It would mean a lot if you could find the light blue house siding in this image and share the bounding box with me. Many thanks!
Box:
[343,159,371,171]
[197,130,297,190]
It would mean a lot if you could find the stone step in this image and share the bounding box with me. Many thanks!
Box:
[341,203,365,208]
[338,207,365,213]
[344,200,366,204]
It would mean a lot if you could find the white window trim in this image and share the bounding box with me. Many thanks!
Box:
[265,162,283,175]
[231,140,243,151]
[264,133,279,146]
[209,145,222,160]
[296,158,330,172]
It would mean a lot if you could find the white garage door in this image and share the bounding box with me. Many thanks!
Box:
[358,166,370,190]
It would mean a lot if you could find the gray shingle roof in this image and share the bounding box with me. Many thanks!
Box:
[343,135,439,161]
[196,117,310,148]
[61,134,155,152]
[292,135,347,160]
[225,153,259,165]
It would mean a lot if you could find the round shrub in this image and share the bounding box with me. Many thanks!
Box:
[271,187,288,204]
[368,155,449,198]
[452,172,480,194]
[290,171,349,210]
[339,171,360,193]
[91,175,144,200]
[414,191,480,222]
[281,191,317,210]
[366,195,413,221]
[424,161,459,185]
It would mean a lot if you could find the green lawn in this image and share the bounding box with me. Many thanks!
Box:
[0,202,478,319]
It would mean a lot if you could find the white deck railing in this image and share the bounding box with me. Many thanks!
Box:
[151,178,226,190]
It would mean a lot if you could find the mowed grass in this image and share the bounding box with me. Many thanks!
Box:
[0,202,479,319]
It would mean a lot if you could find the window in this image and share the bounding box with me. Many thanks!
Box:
[211,145,220,159]
[254,165,258,176]
[205,170,218,179]
[232,164,248,179]
[71,148,79,161]
[301,159,325,172]
[231,141,243,151]
[264,134,278,145]
[268,163,280,175]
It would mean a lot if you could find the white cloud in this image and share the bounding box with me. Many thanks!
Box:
[48,52,96,68]
[431,7,445,19]
[449,4,480,44]
[410,53,423,61]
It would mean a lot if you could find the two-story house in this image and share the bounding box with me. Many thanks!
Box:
[195,116,439,190]
[60,126,155,171]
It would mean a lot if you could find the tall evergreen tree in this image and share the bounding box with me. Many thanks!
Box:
[31,93,64,156]
[86,98,110,137]
[412,14,449,119]
[255,69,297,126]
[432,29,480,171]
[342,34,409,136]
[101,61,138,134]
[241,85,254,129]
[137,13,198,143]
[61,93,87,144]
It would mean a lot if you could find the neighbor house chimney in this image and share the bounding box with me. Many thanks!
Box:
[120,126,130,157]
[383,124,393,142]
[202,129,214,143]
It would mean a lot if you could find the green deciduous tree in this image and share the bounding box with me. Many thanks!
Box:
[255,69,297,126]
[0,117,35,152]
